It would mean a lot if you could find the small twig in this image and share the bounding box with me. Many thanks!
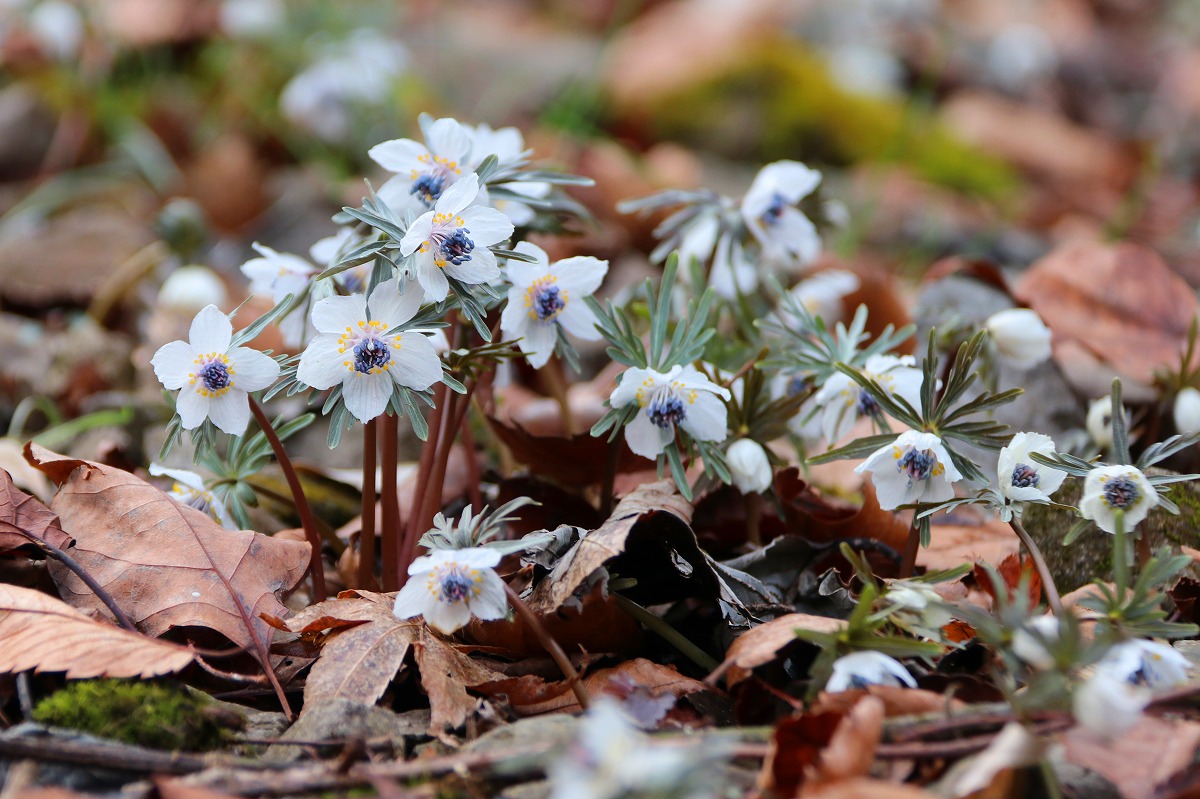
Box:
[195,657,268,684]
[613,592,720,672]
[359,419,378,590]
[17,530,137,632]
[249,398,326,602]
[1009,517,1062,614]
[503,583,590,710]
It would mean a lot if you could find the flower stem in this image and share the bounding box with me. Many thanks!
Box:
[1113,509,1130,598]
[460,403,483,511]
[612,592,720,672]
[380,413,400,591]
[600,437,620,518]
[18,530,138,632]
[1008,517,1062,615]
[745,491,763,547]
[503,582,589,710]
[358,419,378,590]
[538,356,575,435]
[1136,530,1152,571]
[900,515,920,578]
[249,397,326,602]
[400,384,447,586]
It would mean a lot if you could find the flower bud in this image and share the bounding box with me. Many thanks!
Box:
[158,266,228,315]
[1174,387,1200,437]
[985,308,1052,371]
[1087,395,1124,450]
[726,439,772,494]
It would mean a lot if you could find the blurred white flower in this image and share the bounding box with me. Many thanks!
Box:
[158,265,228,316]
[826,651,915,692]
[1099,639,1190,690]
[1012,614,1060,670]
[814,353,922,444]
[372,117,474,213]
[985,24,1057,92]
[392,547,508,634]
[470,123,552,226]
[1074,670,1149,741]
[499,241,606,369]
[708,232,757,299]
[240,243,320,347]
[855,430,962,510]
[1086,395,1129,451]
[149,464,236,530]
[885,580,952,637]
[997,432,1067,503]
[1079,464,1157,534]
[741,161,822,266]
[780,269,860,328]
[27,0,83,61]
[985,308,1052,371]
[296,278,442,423]
[151,305,280,435]
[218,0,284,37]
[398,174,512,302]
[1175,387,1200,437]
[726,438,772,494]
[610,364,730,460]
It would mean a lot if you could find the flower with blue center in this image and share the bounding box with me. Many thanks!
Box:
[398,174,514,302]
[1099,639,1191,690]
[151,305,281,436]
[392,547,509,634]
[371,117,474,212]
[148,464,237,530]
[813,354,923,444]
[499,241,607,369]
[610,365,731,460]
[1079,464,1158,534]
[469,123,553,227]
[296,278,443,424]
[826,651,916,692]
[997,432,1068,503]
[855,430,962,510]
[740,160,822,265]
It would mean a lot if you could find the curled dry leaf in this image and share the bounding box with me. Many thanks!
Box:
[758,696,884,798]
[491,657,711,717]
[0,467,72,555]
[24,443,309,674]
[0,584,194,678]
[709,613,847,687]
[486,418,642,487]
[813,686,965,718]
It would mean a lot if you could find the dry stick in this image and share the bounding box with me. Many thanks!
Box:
[358,419,379,590]
[249,398,326,603]
[18,531,138,632]
[502,583,590,709]
[380,413,401,591]
[1009,516,1063,614]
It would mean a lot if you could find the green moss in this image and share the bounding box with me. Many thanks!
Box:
[646,41,1018,202]
[32,680,230,752]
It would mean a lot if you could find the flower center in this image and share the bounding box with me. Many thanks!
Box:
[1103,475,1141,509]
[1011,463,1040,488]
[421,214,475,269]
[525,276,567,323]
[189,353,234,397]
[429,564,480,605]
[410,173,446,208]
[856,389,881,417]
[647,394,686,429]
[338,320,399,376]
[896,447,937,482]
[786,374,812,396]
[761,192,787,227]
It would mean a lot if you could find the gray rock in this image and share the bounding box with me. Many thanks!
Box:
[263,699,430,763]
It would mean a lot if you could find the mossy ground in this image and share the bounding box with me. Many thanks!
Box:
[32,679,230,752]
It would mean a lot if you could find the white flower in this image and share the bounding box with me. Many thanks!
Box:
[726,439,773,494]
[814,354,923,444]
[151,305,280,435]
[855,430,962,510]
[149,464,236,530]
[158,266,229,316]
[218,0,284,37]
[1175,388,1200,437]
[780,269,860,328]
[740,161,822,265]
[610,365,731,460]
[985,308,1052,371]
[1086,395,1130,451]
[296,278,442,424]
[27,0,83,61]
[1079,464,1157,534]
[709,232,758,299]
[371,117,475,213]
[1073,670,1150,741]
[997,432,1067,503]
[885,580,952,636]
[398,174,513,302]
[499,242,607,369]
[1099,639,1191,690]
[392,547,508,634]
[469,123,552,226]
[240,243,320,347]
[675,207,721,271]
[826,651,916,692]
[1012,615,1060,670]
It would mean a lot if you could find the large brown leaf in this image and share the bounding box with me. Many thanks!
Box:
[0,468,72,554]
[24,444,309,672]
[710,614,847,687]
[0,584,194,678]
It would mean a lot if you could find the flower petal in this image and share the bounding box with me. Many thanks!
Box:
[229,348,280,392]
[459,206,514,247]
[435,173,479,216]
[471,570,509,621]
[415,256,450,302]
[368,277,423,327]
[423,595,472,634]
[679,392,727,443]
[518,322,557,369]
[424,117,473,162]
[444,247,500,286]
[505,241,549,289]
[399,213,434,256]
[297,335,348,389]
[611,367,653,409]
[312,293,367,335]
[176,386,210,430]
[625,410,673,459]
[368,137,427,173]
[342,372,394,423]
[152,341,197,390]
[392,578,430,620]
[550,256,608,297]
[556,304,602,341]
[391,333,442,391]
[188,305,232,354]
[207,389,251,436]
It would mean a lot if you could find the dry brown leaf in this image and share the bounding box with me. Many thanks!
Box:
[1015,240,1198,394]
[710,613,847,687]
[24,444,309,673]
[815,696,885,785]
[1063,717,1200,799]
[917,513,1019,573]
[0,584,194,678]
[508,657,710,717]
[814,686,965,718]
[800,778,938,799]
[0,468,72,554]
[414,626,505,736]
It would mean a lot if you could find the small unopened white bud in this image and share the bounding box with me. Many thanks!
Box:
[1174,387,1200,437]
[726,439,772,494]
[1087,395,1125,451]
[158,266,228,315]
[985,308,1052,371]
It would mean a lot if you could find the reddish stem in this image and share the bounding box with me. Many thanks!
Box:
[460,402,483,511]
[399,384,447,585]
[249,398,326,602]
[380,413,400,591]
[358,419,378,590]
[503,583,589,710]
